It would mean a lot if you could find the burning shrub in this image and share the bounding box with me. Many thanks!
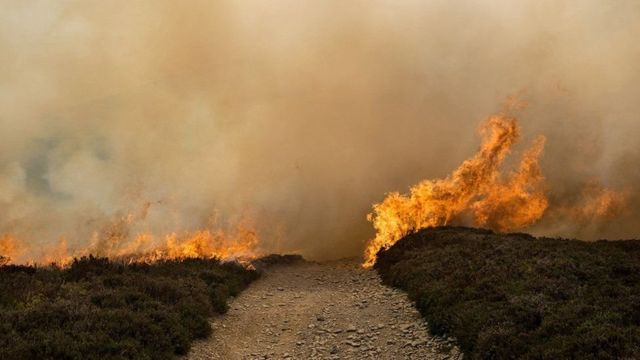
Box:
[364,105,627,269]
[0,256,258,359]
[375,226,640,359]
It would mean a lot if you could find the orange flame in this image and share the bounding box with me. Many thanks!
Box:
[0,212,260,267]
[0,234,18,265]
[126,221,259,264]
[364,107,548,267]
[363,102,631,267]
[559,182,628,224]
[39,238,74,267]
[472,136,548,231]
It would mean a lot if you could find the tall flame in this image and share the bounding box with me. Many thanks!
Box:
[363,102,631,268]
[364,107,548,267]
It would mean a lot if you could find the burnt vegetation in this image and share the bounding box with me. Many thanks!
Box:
[375,226,640,359]
[0,256,258,359]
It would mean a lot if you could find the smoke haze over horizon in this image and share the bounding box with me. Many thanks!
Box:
[2,0,640,261]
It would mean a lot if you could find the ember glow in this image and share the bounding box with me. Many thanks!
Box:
[364,105,626,268]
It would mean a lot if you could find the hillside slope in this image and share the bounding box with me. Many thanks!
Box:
[374,227,640,359]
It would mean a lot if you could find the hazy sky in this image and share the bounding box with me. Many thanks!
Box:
[2,0,640,259]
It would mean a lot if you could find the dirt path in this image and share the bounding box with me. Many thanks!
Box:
[186,259,461,360]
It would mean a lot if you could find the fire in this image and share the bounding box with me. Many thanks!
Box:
[0,234,18,265]
[127,220,259,264]
[364,105,548,267]
[471,136,547,231]
[40,238,74,267]
[363,102,631,268]
[0,212,260,267]
[558,182,628,224]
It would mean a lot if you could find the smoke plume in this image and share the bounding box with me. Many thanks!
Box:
[1,0,640,262]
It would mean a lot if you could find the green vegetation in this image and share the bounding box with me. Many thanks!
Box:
[374,227,640,359]
[0,256,258,360]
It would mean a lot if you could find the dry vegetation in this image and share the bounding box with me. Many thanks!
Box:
[0,257,258,359]
[374,226,640,359]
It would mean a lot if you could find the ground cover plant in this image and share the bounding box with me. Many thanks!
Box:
[0,256,258,360]
[374,226,640,359]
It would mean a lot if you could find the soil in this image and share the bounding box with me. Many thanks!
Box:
[185,259,461,360]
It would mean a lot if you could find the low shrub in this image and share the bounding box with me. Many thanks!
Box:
[251,254,304,271]
[0,256,258,359]
[374,226,640,359]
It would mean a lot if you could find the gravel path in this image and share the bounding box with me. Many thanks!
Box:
[185,259,461,359]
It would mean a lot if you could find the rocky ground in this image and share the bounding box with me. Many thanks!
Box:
[185,259,461,359]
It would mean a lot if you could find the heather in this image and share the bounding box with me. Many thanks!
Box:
[0,256,257,360]
[375,227,640,359]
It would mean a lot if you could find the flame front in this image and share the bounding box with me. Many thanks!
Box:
[364,108,548,267]
[363,104,631,268]
[0,213,260,267]
[128,222,259,264]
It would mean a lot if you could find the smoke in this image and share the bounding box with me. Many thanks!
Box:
[1,0,640,261]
